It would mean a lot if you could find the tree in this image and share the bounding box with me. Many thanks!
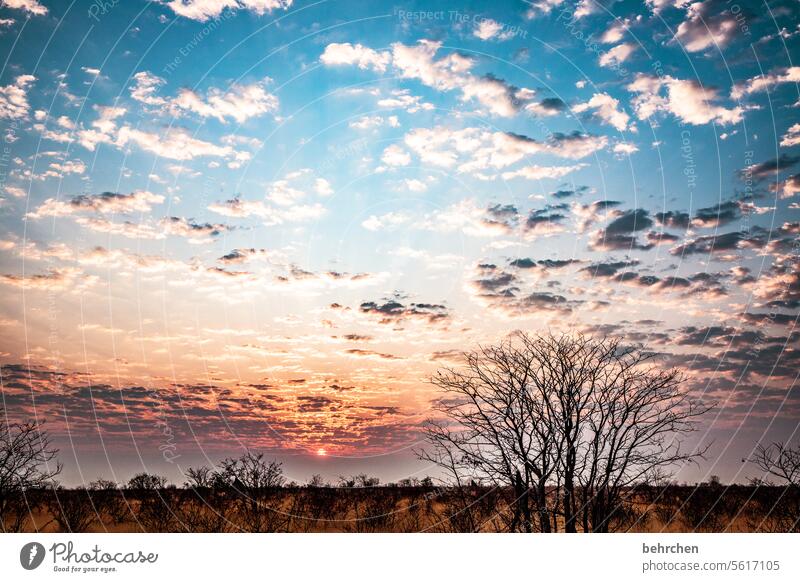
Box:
[418,332,711,532]
[46,486,96,533]
[751,442,800,486]
[749,442,800,532]
[0,413,62,532]
[216,452,285,532]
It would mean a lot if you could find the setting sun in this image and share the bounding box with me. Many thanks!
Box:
[316,448,327,457]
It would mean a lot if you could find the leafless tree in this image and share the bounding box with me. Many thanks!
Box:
[749,442,800,532]
[46,486,97,533]
[418,332,711,532]
[0,413,62,532]
[752,442,800,485]
[216,452,285,532]
[88,478,130,526]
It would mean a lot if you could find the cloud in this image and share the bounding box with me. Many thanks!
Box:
[670,230,767,256]
[77,105,244,161]
[320,42,390,72]
[0,74,35,120]
[772,174,800,199]
[28,190,165,218]
[160,0,293,21]
[675,0,740,52]
[781,124,800,148]
[571,199,623,232]
[172,80,279,123]
[655,210,691,229]
[415,199,521,237]
[381,144,411,166]
[361,211,410,231]
[468,262,576,316]
[0,267,94,292]
[324,39,551,118]
[159,216,232,242]
[628,73,743,125]
[745,154,800,180]
[599,43,637,67]
[376,89,434,113]
[116,126,235,160]
[573,92,631,131]
[524,0,565,18]
[501,163,586,181]
[359,297,450,325]
[132,71,279,123]
[731,66,800,100]
[208,196,325,225]
[523,205,568,237]
[401,126,606,178]
[1,0,47,15]
[391,40,530,117]
[473,18,514,41]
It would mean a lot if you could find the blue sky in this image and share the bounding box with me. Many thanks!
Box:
[1,0,799,485]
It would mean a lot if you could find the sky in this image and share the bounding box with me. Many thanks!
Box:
[0,0,799,486]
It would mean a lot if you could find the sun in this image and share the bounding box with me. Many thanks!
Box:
[316,448,327,456]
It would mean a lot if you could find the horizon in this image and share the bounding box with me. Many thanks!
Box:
[1,0,799,488]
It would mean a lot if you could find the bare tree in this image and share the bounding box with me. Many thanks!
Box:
[752,442,800,485]
[749,442,800,532]
[46,486,97,533]
[216,452,285,532]
[0,413,62,532]
[418,332,711,532]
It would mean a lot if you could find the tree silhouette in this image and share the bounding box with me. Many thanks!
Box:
[418,332,711,532]
[0,411,61,532]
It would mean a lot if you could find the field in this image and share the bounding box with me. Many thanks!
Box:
[8,483,800,533]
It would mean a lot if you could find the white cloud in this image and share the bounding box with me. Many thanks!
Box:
[28,190,165,219]
[362,211,410,231]
[172,81,279,123]
[132,71,279,123]
[0,75,35,120]
[1,0,47,16]
[349,115,399,130]
[573,92,631,131]
[628,73,743,125]
[324,39,539,118]
[401,126,606,177]
[320,43,390,73]
[781,123,800,148]
[208,197,325,225]
[376,89,433,113]
[598,43,636,67]
[524,0,565,18]
[116,126,234,160]
[161,0,293,21]
[501,163,586,181]
[403,178,427,192]
[731,67,800,100]
[675,0,738,52]
[130,71,167,106]
[473,19,514,41]
[381,144,411,167]
[613,142,639,155]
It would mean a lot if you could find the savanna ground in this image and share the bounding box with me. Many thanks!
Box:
[6,479,800,533]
